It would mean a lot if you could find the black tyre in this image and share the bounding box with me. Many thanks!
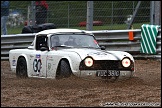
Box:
[16,57,28,78]
[58,60,72,78]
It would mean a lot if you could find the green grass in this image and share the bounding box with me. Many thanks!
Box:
[7,25,24,35]
[7,22,149,34]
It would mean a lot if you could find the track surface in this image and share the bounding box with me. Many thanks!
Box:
[1,60,161,107]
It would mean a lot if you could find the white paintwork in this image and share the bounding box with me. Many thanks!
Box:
[9,28,135,80]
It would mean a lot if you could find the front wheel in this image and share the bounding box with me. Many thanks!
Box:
[16,57,28,78]
[57,60,72,79]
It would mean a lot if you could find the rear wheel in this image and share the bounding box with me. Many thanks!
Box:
[16,57,28,78]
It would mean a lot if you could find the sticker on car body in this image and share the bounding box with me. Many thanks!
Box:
[12,60,16,66]
[48,63,51,70]
[36,54,41,58]
[33,54,42,74]
[33,59,42,73]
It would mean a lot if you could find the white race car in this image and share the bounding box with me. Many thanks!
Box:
[9,28,135,81]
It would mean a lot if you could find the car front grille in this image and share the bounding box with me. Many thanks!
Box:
[80,60,120,70]
[79,60,133,71]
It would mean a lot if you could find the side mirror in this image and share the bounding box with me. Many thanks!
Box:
[100,46,106,50]
[40,46,49,51]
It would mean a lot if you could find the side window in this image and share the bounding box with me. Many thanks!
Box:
[36,35,48,50]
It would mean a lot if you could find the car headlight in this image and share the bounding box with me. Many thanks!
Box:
[122,57,131,68]
[84,57,93,67]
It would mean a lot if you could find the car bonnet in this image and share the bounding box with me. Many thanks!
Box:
[64,48,133,61]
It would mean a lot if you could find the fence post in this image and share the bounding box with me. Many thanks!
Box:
[111,1,114,26]
[68,3,70,28]
[86,1,93,31]
[150,1,154,25]
[127,1,141,29]
[31,1,36,26]
[154,1,161,25]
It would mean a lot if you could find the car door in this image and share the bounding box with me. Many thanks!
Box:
[29,35,48,78]
[46,35,59,79]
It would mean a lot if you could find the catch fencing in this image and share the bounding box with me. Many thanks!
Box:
[4,1,159,35]
[1,29,161,61]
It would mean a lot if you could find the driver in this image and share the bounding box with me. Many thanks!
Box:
[51,36,61,47]
[64,36,77,46]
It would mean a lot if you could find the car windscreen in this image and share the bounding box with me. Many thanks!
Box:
[50,34,100,48]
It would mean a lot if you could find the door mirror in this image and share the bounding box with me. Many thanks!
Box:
[100,46,106,50]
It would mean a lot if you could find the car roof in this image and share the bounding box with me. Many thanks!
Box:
[36,28,93,35]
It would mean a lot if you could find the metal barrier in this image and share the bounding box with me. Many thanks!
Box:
[92,29,161,60]
[1,29,161,61]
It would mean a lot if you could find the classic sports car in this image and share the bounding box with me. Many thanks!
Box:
[9,28,135,81]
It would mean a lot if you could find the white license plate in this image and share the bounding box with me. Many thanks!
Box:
[96,70,120,77]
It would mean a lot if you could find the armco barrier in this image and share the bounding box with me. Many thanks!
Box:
[1,29,161,61]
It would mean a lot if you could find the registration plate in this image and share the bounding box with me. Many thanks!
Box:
[96,70,120,77]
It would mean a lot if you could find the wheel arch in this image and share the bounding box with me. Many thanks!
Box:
[58,57,76,73]
[17,54,29,75]
[55,52,82,78]
[56,58,72,78]
[57,58,72,71]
